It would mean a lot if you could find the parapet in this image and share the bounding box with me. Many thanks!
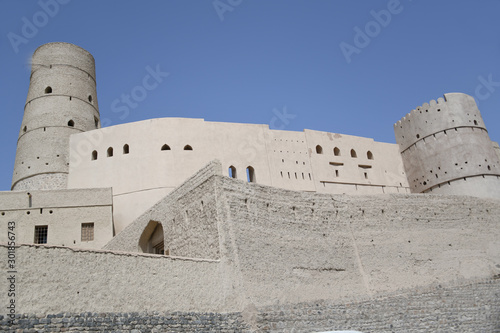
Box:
[394,93,500,198]
[31,42,96,81]
[394,93,486,152]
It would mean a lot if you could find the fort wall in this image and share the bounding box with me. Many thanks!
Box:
[1,162,499,330]
[1,278,498,332]
[68,118,409,233]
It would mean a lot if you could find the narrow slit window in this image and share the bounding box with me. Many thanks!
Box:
[91,150,98,161]
[107,147,113,157]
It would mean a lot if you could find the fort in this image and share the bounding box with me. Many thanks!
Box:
[0,42,499,332]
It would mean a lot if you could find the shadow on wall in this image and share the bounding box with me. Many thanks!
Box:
[138,220,166,255]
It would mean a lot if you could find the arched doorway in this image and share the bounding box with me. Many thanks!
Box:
[138,220,166,255]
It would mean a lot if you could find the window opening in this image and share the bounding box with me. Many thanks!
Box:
[228,166,237,178]
[34,226,48,244]
[81,223,94,242]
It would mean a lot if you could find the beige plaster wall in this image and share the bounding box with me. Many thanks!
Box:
[0,188,113,249]
[67,118,409,233]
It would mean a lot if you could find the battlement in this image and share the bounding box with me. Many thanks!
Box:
[394,93,486,152]
[394,93,500,197]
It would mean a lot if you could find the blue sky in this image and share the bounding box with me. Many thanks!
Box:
[0,0,499,191]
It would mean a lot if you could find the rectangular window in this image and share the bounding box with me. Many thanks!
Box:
[81,223,94,242]
[34,226,48,244]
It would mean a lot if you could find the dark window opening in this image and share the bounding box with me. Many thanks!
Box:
[246,166,256,183]
[107,147,113,157]
[23,126,27,133]
[316,145,323,154]
[367,151,374,160]
[161,144,171,151]
[351,149,357,158]
[94,117,99,128]
[68,120,75,127]
[91,150,98,161]
[45,86,52,94]
[228,166,237,178]
[81,223,94,242]
[123,144,129,154]
[184,145,193,150]
[34,226,48,244]
[88,95,93,103]
[334,147,340,156]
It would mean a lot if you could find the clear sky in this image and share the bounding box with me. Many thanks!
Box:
[0,0,499,191]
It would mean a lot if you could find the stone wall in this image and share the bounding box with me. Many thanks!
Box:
[104,160,223,260]
[252,277,500,332]
[215,175,500,308]
[0,245,231,315]
[1,278,498,332]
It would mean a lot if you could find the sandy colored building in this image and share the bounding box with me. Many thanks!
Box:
[0,42,499,332]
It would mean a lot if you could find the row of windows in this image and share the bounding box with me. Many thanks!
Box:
[91,144,193,160]
[228,166,256,183]
[316,145,374,160]
[22,117,99,133]
[44,86,93,103]
[34,223,94,244]
[280,171,312,181]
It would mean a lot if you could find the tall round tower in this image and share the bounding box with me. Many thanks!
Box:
[394,93,500,199]
[12,42,100,191]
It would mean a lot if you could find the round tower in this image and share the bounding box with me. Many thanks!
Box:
[12,42,100,191]
[394,93,500,199]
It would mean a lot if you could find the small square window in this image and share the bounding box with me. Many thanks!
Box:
[34,226,48,244]
[81,223,94,242]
